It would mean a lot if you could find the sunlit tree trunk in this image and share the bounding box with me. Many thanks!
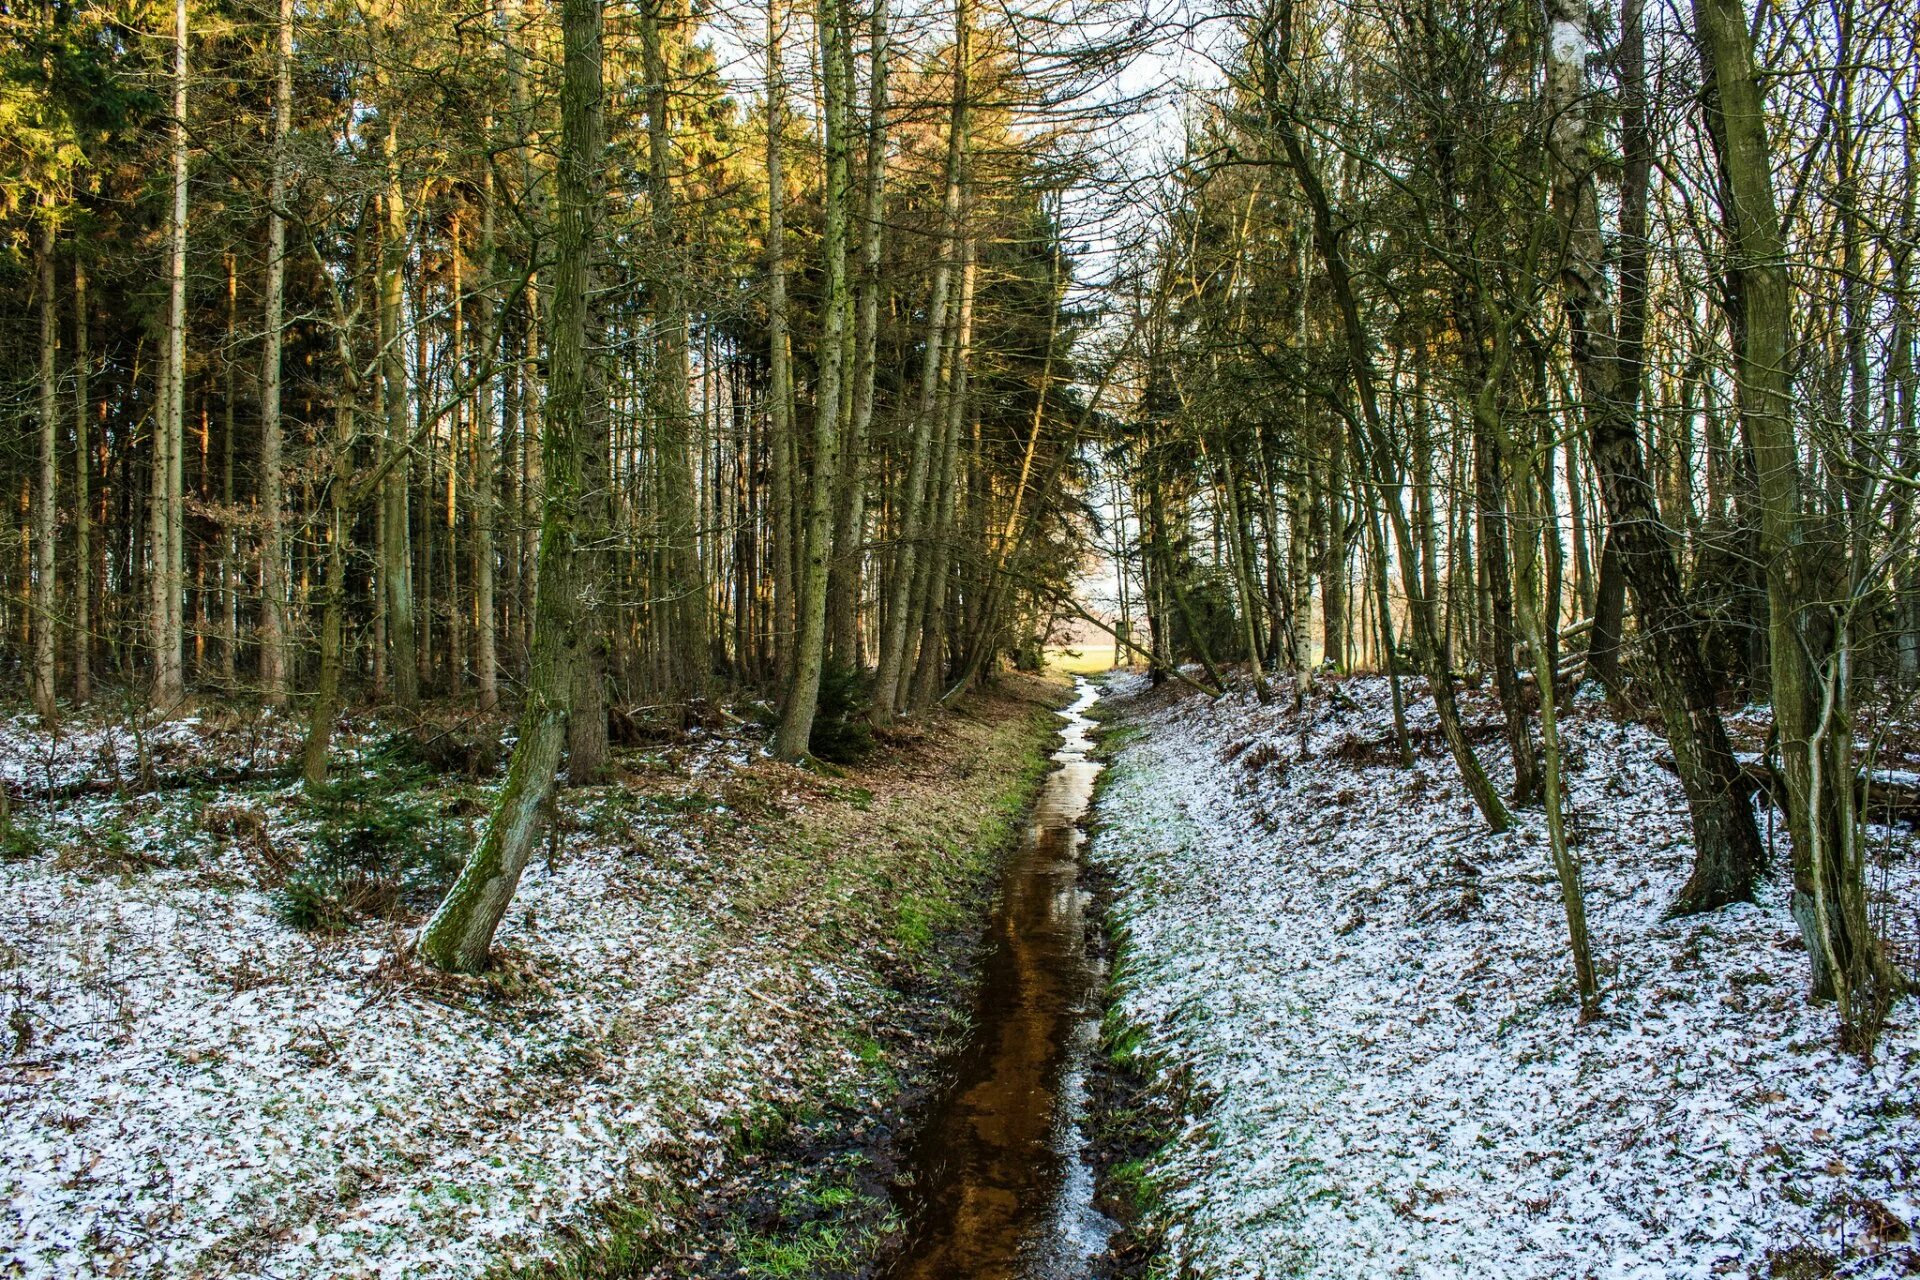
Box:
[909,238,975,712]
[474,166,500,710]
[871,0,968,723]
[828,0,891,665]
[150,0,190,710]
[31,208,57,721]
[765,0,797,682]
[774,0,854,758]
[258,0,291,705]
[71,258,90,705]
[380,119,418,706]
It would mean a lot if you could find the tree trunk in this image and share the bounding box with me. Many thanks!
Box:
[642,0,709,701]
[870,0,967,723]
[422,0,600,974]
[31,209,57,721]
[259,0,288,710]
[381,120,418,707]
[474,164,500,711]
[303,399,354,790]
[774,0,854,758]
[765,0,797,682]
[1263,6,1508,829]
[151,0,189,710]
[72,257,90,705]
[1546,0,1765,913]
[1473,405,1541,806]
[1693,0,1898,1046]
[828,0,890,666]
[909,238,975,711]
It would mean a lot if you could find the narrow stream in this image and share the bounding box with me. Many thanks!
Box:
[889,679,1114,1280]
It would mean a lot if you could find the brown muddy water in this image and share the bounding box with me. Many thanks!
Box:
[888,679,1115,1280]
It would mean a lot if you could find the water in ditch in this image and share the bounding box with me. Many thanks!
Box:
[888,678,1115,1280]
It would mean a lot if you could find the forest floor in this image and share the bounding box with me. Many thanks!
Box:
[0,673,1068,1280]
[1088,670,1920,1280]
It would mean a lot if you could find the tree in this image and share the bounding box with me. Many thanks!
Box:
[773,0,853,759]
[421,0,603,974]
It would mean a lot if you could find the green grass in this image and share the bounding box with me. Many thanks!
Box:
[492,681,1070,1279]
[737,1220,856,1278]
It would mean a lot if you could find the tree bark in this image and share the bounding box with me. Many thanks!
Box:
[1693,0,1899,1044]
[765,0,797,682]
[72,258,90,705]
[380,119,418,707]
[474,162,500,711]
[150,0,189,710]
[642,0,709,701]
[422,0,600,974]
[870,0,968,723]
[774,0,854,758]
[1545,0,1765,913]
[32,208,57,721]
[828,0,891,666]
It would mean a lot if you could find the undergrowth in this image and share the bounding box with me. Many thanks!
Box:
[275,736,462,931]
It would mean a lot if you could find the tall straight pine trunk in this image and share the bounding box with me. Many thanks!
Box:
[150,0,189,709]
[257,0,292,705]
[72,258,90,704]
[774,0,854,758]
[827,0,891,665]
[765,0,797,681]
[31,208,57,721]
[380,120,418,707]
[870,0,968,723]
[642,0,709,699]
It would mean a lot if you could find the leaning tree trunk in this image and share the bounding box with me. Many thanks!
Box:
[1264,34,1509,830]
[1546,0,1765,913]
[421,0,600,975]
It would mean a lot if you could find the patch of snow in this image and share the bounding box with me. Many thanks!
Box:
[0,734,899,1279]
[1092,672,1920,1278]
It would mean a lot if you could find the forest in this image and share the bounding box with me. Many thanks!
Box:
[2,0,1918,1271]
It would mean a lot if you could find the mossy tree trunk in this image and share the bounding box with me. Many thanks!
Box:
[421,0,600,975]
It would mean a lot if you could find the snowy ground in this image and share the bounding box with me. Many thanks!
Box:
[1,688,1057,1280]
[1091,672,1920,1279]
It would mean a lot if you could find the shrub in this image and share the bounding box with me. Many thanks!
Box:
[275,741,461,932]
[807,661,876,764]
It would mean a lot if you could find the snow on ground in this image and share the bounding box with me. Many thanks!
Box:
[0,704,1019,1280]
[1092,673,1920,1279]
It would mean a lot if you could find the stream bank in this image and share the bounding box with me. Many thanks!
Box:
[1082,670,1920,1280]
[2,676,1070,1280]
